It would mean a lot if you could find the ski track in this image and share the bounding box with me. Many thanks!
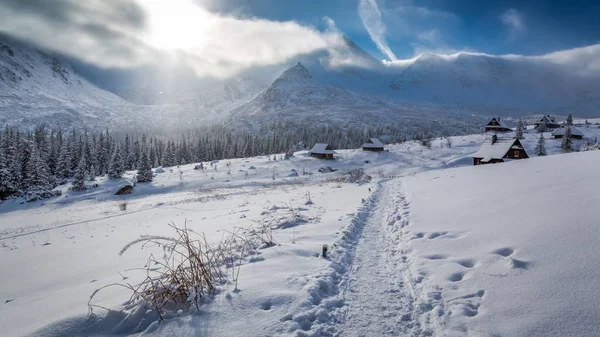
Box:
[336,179,437,337]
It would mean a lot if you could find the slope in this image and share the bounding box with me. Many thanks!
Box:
[0,37,140,129]
[396,151,600,336]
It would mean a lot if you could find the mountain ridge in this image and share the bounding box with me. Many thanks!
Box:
[1,37,599,131]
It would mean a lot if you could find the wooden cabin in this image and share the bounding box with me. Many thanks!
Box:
[309,143,336,159]
[472,136,529,165]
[485,117,512,132]
[361,138,385,152]
[534,115,560,130]
[552,126,584,140]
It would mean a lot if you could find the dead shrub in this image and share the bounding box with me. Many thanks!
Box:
[89,221,277,321]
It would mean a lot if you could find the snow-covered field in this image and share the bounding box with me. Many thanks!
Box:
[1,128,600,337]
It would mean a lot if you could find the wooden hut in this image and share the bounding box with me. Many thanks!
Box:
[472,136,529,165]
[485,117,512,132]
[552,126,584,139]
[534,115,560,130]
[361,138,385,152]
[309,143,336,159]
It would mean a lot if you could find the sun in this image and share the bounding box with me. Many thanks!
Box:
[141,0,213,52]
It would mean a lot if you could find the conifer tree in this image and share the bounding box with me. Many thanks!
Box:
[136,151,153,183]
[24,143,52,191]
[535,133,547,156]
[515,119,524,139]
[56,142,72,180]
[566,113,573,126]
[536,123,548,133]
[561,126,573,152]
[108,146,125,179]
[72,156,87,191]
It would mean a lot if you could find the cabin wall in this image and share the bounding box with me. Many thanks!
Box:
[504,148,529,159]
[310,153,334,159]
[362,147,384,152]
[474,158,505,165]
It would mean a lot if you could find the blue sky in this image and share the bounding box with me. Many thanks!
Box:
[201,0,600,60]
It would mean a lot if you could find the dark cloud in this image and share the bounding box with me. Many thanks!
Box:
[0,0,146,30]
[0,0,154,68]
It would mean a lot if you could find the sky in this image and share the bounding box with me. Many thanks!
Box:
[199,0,600,60]
[0,0,599,79]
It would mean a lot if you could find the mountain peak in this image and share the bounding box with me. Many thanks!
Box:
[281,62,311,80]
[266,62,313,91]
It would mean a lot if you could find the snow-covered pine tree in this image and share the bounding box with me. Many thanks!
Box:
[128,139,140,170]
[108,146,125,179]
[72,156,87,191]
[561,126,573,152]
[88,164,96,181]
[136,151,153,183]
[24,142,52,192]
[567,113,573,126]
[163,141,176,167]
[56,141,72,181]
[515,119,525,139]
[536,123,548,133]
[535,133,547,156]
[96,132,107,175]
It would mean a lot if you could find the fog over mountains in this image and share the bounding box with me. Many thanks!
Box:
[1,35,599,131]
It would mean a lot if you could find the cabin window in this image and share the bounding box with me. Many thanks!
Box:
[514,150,520,158]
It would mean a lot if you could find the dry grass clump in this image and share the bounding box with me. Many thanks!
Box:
[89,221,276,320]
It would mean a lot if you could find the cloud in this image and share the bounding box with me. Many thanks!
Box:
[381,43,600,78]
[417,29,440,43]
[358,0,397,61]
[538,43,600,76]
[500,8,525,37]
[0,0,348,78]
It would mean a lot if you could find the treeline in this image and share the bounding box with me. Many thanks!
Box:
[0,121,479,199]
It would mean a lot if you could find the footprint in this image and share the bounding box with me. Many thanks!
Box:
[424,254,447,260]
[448,271,465,282]
[461,303,480,317]
[260,299,272,310]
[509,258,529,270]
[427,231,448,239]
[248,256,265,263]
[493,247,514,257]
[456,259,476,268]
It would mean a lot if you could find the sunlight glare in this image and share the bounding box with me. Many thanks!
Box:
[142,0,213,52]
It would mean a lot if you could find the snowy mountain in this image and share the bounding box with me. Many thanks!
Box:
[0,37,141,129]
[226,62,487,134]
[1,35,599,132]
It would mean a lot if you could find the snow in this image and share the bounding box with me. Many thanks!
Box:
[1,130,600,336]
[400,152,600,336]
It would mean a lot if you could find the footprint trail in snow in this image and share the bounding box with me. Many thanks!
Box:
[337,180,433,336]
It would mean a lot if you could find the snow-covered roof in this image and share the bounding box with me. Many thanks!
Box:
[535,115,559,125]
[486,117,510,129]
[309,143,336,154]
[361,138,385,148]
[552,126,584,137]
[472,137,523,162]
